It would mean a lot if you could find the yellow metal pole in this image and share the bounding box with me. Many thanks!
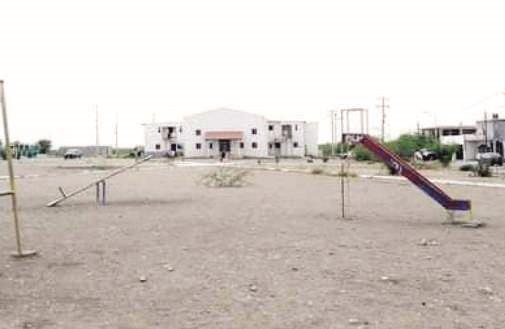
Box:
[0,80,37,258]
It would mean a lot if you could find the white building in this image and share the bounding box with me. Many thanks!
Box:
[421,125,477,160]
[143,108,319,158]
[421,114,505,161]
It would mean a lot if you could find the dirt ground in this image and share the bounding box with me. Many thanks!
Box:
[1,158,504,329]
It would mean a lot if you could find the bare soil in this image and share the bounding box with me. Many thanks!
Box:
[1,159,504,329]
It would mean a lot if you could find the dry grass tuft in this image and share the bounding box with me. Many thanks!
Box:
[200,167,251,187]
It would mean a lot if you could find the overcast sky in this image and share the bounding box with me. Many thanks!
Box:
[1,0,505,147]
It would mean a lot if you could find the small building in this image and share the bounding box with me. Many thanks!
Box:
[421,114,505,161]
[475,114,505,156]
[143,108,319,158]
[421,125,477,160]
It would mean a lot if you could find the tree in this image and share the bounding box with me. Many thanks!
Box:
[37,139,52,154]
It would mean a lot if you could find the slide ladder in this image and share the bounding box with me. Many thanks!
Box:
[358,135,471,211]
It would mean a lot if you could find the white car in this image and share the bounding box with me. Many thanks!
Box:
[64,148,83,159]
[477,152,503,166]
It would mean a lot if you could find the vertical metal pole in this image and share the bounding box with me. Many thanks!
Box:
[381,97,385,142]
[102,181,106,205]
[360,110,364,134]
[340,109,345,155]
[366,109,369,134]
[96,182,100,204]
[115,113,118,150]
[95,105,99,157]
[0,81,36,257]
[340,162,345,218]
[346,110,350,134]
[330,111,335,157]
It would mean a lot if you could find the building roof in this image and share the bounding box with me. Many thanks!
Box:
[204,131,243,140]
[184,107,268,121]
[421,125,476,130]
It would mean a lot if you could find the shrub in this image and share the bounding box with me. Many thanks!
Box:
[433,144,458,167]
[385,134,438,160]
[475,163,492,177]
[353,145,375,161]
[311,168,324,175]
[318,143,350,157]
[459,164,475,172]
[36,139,52,154]
[334,171,357,178]
[200,168,250,187]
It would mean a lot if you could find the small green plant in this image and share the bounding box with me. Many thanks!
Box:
[311,168,324,175]
[200,167,251,187]
[433,144,458,167]
[318,143,350,157]
[334,171,357,178]
[36,139,52,154]
[459,164,475,172]
[475,163,491,177]
[353,145,375,161]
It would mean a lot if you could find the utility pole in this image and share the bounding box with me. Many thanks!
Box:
[377,97,389,142]
[484,111,488,150]
[95,105,99,157]
[115,113,119,149]
[330,110,335,157]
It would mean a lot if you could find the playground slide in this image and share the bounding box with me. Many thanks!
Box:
[359,135,471,211]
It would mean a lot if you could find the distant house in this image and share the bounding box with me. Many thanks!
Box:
[143,108,319,158]
[421,125,477,160]
[421,114,505,161]
[475,114,505,156]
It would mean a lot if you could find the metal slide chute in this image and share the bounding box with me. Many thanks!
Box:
[355,134,471,212]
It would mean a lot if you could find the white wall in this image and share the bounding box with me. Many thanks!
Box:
[440,135,464,146]
[144,109,320,158]
[304,122,319,156]
[182,108,269,158]
[144,123,162,152]
[266,121,307,157]
[143,122,182,153]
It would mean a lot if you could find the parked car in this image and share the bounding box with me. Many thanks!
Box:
[64,148,83,159]
[414,148,437,161]
[477,152,503,166]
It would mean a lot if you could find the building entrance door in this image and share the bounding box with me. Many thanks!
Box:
[497,141,503,157]
[219,140,231,153]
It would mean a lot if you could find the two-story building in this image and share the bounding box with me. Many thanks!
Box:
[143,108,319,158]
[421,114,505,161]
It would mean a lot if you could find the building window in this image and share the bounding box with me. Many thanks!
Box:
[209,142,213,149]
[293,142,299,148]
[252,142,258,149]
[158,127,161,133]
[240,142,244,149]
[155,144,161,150]
[195,129,201,136]
[269,143,273,149]
[196,143,201,149]
[442,129,460,136]
[295,124,298,131]
[179,127,183,133]
[268,125,274,131]
[251,128,257,135]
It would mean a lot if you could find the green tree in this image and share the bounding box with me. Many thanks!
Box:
[37,139,52,154]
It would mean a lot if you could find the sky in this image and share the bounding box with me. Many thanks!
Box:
[1,0,505,148]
